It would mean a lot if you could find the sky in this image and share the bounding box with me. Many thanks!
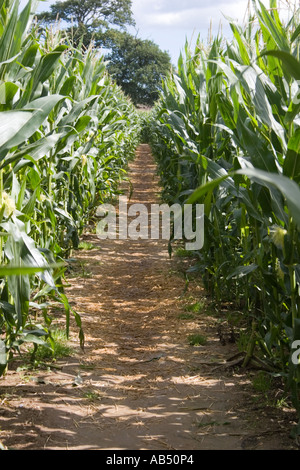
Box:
[22,0,296,64]
[129,0,252,62]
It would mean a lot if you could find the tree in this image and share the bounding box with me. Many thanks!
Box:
[37,0,135,47]
[105,32,172,106]
[37,0,172,106]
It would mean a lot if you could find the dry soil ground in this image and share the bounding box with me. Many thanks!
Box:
[0,144,299,451]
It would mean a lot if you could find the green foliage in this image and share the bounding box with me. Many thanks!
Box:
[175,247,196,258]
[188,333,207,346]
[30,327,73,361]
[184,301,205,314]
[148,0,300,433]
[252,371,273,394]
[77,241,97,250]
[138,109,154,143]
[105,32,172,106]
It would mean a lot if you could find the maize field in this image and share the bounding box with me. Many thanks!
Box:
[1,0,300,443]
[0,0,140,376]
[148,0,300,434]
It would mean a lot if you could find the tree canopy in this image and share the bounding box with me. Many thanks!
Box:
[105,32,172,106]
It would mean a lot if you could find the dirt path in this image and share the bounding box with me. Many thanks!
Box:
[0,144,298,450]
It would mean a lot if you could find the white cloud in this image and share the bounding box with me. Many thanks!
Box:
[130,0,253,61]
[132,0,251,30]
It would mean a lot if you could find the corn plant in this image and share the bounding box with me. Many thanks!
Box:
[148,0,300,434]
[0,0,141,375]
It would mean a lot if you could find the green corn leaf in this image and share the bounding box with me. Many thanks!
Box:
[283,129,300,183]
[11,0,34,58]
[20,45,69,104]
[236,167,300,228]
[0,94,66,159]
[185,175,229,204]
[59,75,77,96]
[0,300,17,326]
[0,133,63,169]
[256,1,290,52]
[229,21,251,65]
[261,50,300,80]
[21,42,39,68]
[0,0,18,65]
[0,340,7,368]
[291,23,300,43]
[0,109,33,148]
[0,81,19,108]
[226,263,258,280]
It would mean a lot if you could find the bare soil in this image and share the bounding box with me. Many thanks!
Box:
[0,144,299,450]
